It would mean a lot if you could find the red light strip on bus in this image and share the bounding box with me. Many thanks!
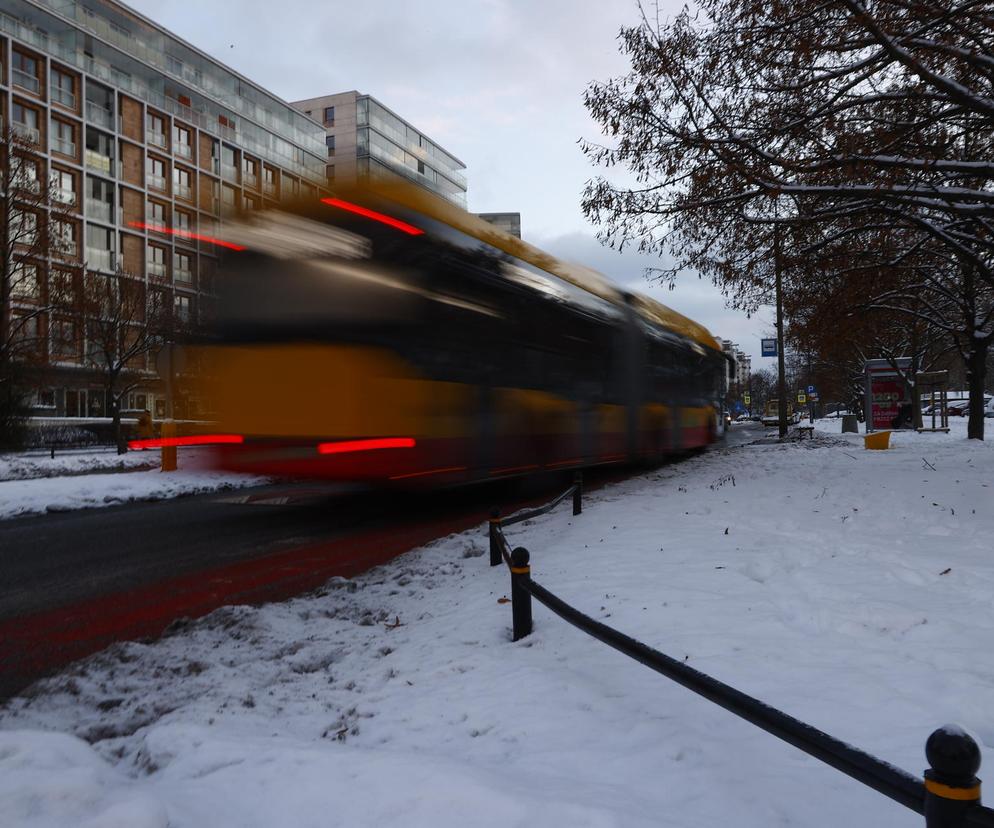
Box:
[320,198,425,236]
[127,221,247,251]
[128,434,245,450]
[317,437,416,455]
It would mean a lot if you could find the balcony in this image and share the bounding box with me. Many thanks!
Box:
[54,187,77,206]
[52,136,76,157]
[85,150,113,175]
[85,102,114,129]
[174,183,192,200]
[12,68,40,94]
[174,266,193,284]
[221,164,238,183]
[147,260,166,278]
[14,176,41,194]
[175,142,193,160]
[86,248,115,271]
[243,172,258,189]
[51,85,76,109]
[146,173,166,191]
[147,129,168,149]
[12,122,40,144]
[145,215,168,234]
[87,200,113,223]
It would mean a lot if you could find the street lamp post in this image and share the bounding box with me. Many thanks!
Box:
[774,224,788,438]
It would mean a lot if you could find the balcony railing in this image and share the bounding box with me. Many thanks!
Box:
[147,260,166,278]
[86,248,115,271]
[174,267,193,284]
[54,187,77,206]
[175,142,193,160]
[12,122,40,144]
[146,173,166,191]
[174,183,192,200]
[147,129,168,149]
[12,68,40,93]
[85,150,113,174]
[243,172,258,188]
[85,101,114,129]
[14,176,41,194]
[87,200,113,223]
[52,136,76,157]
[51,86,76,109]
[264,181,278,196]
[145,215,168,234]
[221,164,238,183]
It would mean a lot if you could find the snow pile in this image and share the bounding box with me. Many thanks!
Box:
[2,427,992,827]
[0,449,266,520]
[0,449,156,482]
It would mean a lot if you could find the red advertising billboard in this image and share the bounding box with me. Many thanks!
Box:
[869,378,906,430]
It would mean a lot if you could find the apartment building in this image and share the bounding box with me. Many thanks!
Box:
[291,90,468,209]
[475,212,520,239]
[0,0,328,420]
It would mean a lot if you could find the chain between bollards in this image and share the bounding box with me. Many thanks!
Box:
[572,471,582,516]
[510,546,532,641]
[924,726,984,828]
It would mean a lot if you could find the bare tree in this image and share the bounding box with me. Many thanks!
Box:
[73,269,171,452]
[0,122,77,446]
[582,0,994,438]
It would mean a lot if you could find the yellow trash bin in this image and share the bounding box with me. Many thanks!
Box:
[864,430,891,450]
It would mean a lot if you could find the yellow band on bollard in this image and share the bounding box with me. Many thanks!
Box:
[489,518,501,525]
[925,779,981,801]
[510,566,530,575]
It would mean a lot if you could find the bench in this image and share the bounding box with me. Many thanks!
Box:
[796,425,815,439]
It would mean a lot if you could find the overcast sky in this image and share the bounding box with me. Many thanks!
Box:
[127,0,774,364]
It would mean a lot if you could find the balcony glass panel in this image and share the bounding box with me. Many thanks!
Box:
[86,248,115,271]
[51,86,76,109]
[13,68,39,93]
[147,174,166,191]
[147,260,166,278]
[85,151,113,174]
[176,143,192,159]
[52,136,76,156]
[13,122,40,143]
[147,130,168,149]
[86,102,114,129]
[87,200,113,223]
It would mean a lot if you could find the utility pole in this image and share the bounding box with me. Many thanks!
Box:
[774,223,788,438]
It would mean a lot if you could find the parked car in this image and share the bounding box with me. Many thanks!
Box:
[947,397,992,416]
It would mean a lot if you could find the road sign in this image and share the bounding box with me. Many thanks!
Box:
[743,394,751,405]
[810,392,819,401]
[807,385,815,393]
[761,339,777,357]
[797,392,807,404]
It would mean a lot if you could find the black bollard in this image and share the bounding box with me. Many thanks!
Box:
[572,471,582,516]
[489,508,502,567]
[510,546,532,641]
[924,725,982,827]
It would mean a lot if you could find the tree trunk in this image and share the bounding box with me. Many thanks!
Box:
[966,339,989,440]
[110,389,126,454]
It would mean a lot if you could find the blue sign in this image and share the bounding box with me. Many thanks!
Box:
[761,339,777,357]
[807,385,815,393]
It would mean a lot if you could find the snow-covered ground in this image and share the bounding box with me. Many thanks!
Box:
[0,448,267,520]
[2,424,992,827]
[0,448,156,482]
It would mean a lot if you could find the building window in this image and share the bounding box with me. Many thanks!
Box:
[147,199,167,230]
[147,113,167,148]
[243,194,259,211]
[12,211,38,247]
[87,176,115,224]
[326,135,336,156]
[85,129,114,174]
[52,169,76,205]
[51,269,75,307]
[174,294,192,323]
[323,106,335,126]
[11,262,39,300]
[242,156,258,187]
[51,318,78,360]
[326,164,335,181]
[221,184,237,208]
[53,220,76,257]
[174,125,192,159]
[147,156,167,191]
[13,157,40,193]
[12,103,40,143]
[147,244,167,278]
[174,166,193,200]
[51,118,76,157]
[51,68,76,109]
[12,51,40,94]
[263,167,277,196]
[175,209,193,233]
[221,144,237,181]
[85,224,113,270]
[175,252,193,284]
